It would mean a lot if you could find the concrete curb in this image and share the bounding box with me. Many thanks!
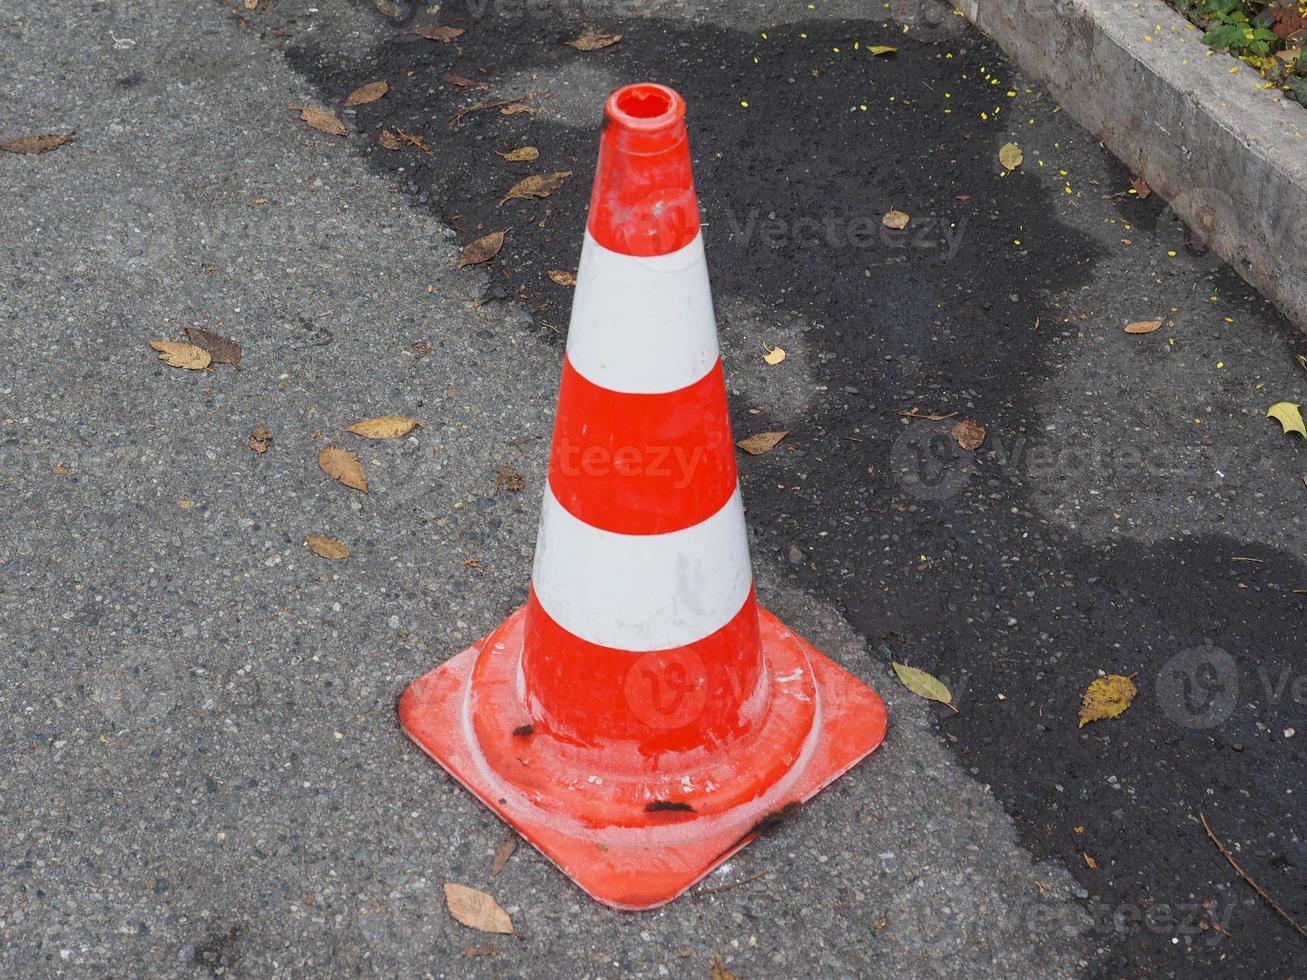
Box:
[961,0,1307,329]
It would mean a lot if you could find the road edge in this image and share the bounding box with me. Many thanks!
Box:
[961,0,1307,330]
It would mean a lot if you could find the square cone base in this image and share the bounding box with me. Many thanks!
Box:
[398,606,887,910]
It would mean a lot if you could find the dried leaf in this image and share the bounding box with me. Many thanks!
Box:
[441,72,480,88]
[443,883,513,934]
[345,80,389,107]
[762,345,787,365]
[565,27,623,51]
[710,955,739,980]
[373,0,405,17]
[148,341,211,370]
[882,209,910,230]
[952,418,986,451]
[497,146,540,162]
[249,424,272,454]
[458,230,507,267]
[318,445,368,493]
[500,171,571,204]
[1130,176,1152,200]
[1124,319,1163,334]
[1083,852,1099,870]
[490,837,516,877]
[378,129,402,151]
[1078,674,1137,728]
[306,535,349,560]
[736,431,789,455]
[499,102,535,116]
[547,269,576,286]
[292,105,347,137]
[867,45,897,55]
[413,24,465,42]
[0,131,74,155]
[998,142,1023,172]
[496,464,524,492]
[345,415,420,439]
[182,327,242,368]
[1267,402,1307,438]
[891,662,954,708]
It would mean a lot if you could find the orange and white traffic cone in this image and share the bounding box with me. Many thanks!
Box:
[399,83,887,910]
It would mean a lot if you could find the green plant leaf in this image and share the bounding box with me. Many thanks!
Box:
[891,662,954,708]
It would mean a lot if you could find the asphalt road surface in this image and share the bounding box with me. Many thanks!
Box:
[4,0,1306,977]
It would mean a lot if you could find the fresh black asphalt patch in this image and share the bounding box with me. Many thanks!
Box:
[258,2,1307,974]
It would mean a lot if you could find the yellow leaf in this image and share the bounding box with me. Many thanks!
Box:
[292,104,347,136]
[565,28,623,51]
[148,341,211,370]
[736,430,789,455]
[762,345,787,365]
[1267,402,1307,438]
[443,883,513,934]
[318,445,368,493]
[345,80,389,107]
[882,209,910,230]
[891,662,953,707]
[998,142,1023,171]
[867,45,897,55]
[1124,319,1163,334]
[547,269,577,286]
[458,230,507,267]
[952,418,986,451]
[1078,674,1137,728]
[305,535,349,560]
[497,146,540,162]
[345,415,420,439]
[500,171,572,204]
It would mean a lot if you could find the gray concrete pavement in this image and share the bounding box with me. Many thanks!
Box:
[0,1,1093,977]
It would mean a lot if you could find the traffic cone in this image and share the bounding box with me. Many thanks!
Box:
[399,83,887,910]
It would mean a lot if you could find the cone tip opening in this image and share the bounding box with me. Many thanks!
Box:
[605,83,685,132]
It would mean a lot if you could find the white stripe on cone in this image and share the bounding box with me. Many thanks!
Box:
[566,231,719,395]
[532,483,753,652]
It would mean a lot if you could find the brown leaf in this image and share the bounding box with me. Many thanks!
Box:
[306,535,350,560]
[1124,319,1163,334]
[951,418,986,452]
[378,129,402,151]
[345,80,389,107]
[490,837,516,877]
[1083,852,1100,870]
[443,883,513,934]
[736,431,789,456]
[499,102,535,116]
[500,171,571,204]
[1130,176,1152,200]
[441,72,480,88]
[497,146,540,162]
[565,27,623,51]
[148,341,211,370]
[463,943,497,958]
[882,209,910,230]
[547,269,577,286]
[459,230,507,268]
[413,24,465,42]
[182,327,242,368]
[249,424,272,455]
[292,105,347,137]
[0,131,74,155]
[373,0,405,17]
[345,415,420,439]
[243,0,259,9]
[710,954,738,980]
[496,464,525,492]
[318,445,368,493]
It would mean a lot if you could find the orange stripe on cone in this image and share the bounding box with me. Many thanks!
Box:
[398,82,888,910]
